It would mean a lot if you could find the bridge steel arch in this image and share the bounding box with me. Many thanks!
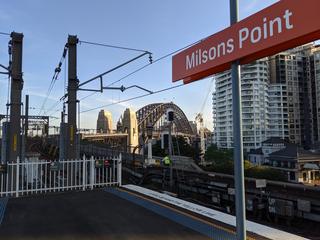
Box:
[136,102,195,136]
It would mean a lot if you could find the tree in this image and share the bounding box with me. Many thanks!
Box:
[204,145,234,174]
[204,145,287,181]
[204,144,233,163]
[152,136,196,158]
[245,166,287,181]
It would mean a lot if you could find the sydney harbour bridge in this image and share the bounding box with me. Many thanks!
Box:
[15,102,197,158]
[136,102,195,137]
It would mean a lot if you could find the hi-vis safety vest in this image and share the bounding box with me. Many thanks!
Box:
[163,156,171,165]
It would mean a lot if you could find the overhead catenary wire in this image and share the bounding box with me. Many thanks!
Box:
[44,99,62,116]
[6,41,12,120]
[0,32,10,36]
[79,40,151,54]
[48,35,205,113]
[78,38,204,101]
[199,77,214,114]
[106,38,204,88]
[38,45,68,115]
[6,74,11,119]
[81,83,185,113]
[79,92,96,101]
[75,41,320,109]
[78,51,150,88]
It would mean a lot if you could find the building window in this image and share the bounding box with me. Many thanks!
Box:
[290,172,295,181]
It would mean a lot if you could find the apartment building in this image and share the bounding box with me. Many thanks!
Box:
[267,84,289,140]
[213,60,269,152]
[213,43,320,153]
[270,44,320,147]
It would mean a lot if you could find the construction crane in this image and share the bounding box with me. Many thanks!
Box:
[195,77,214,165]
[195,113,205,165]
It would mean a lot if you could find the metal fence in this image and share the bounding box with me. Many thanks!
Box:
[0,154,122,198]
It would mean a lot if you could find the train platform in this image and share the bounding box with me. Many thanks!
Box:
[0,185,308,240]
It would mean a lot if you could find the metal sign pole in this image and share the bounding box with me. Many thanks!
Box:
[169,122,173,189]
[230,0,246,239]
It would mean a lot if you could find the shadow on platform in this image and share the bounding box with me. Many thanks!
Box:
[0,190,210,240]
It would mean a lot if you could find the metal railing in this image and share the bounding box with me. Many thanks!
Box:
[0,154,122,198]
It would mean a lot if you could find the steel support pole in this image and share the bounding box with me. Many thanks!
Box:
[24,94,29,157]
[9,32,23,163]
[147,139,152,164]
[230,0,246,239]
[24,95,29,142]
[169,122,173,189]
[21,94,29,162]
[67,35,78,160]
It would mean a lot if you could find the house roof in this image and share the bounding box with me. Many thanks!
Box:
[303,163,320,170]
[262,137,289,145]
[268,144,298,160]
[269,144,320,162]
[249,148,263,155]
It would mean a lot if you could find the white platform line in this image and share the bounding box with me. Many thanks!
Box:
[123,184,308,240]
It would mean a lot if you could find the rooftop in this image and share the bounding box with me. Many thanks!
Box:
[262,137,289,145]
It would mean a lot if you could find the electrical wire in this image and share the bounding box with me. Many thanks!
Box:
[42,58,68,116]
[38,45,67,116]
[78,38,204,101]
[49,35,205,113]
[81,83,185,113]
[106,39,203,88]
[79,40,150,53]
[199,77,214,114]
[6,42,12,120]
[79,92,97,101]
[44,99,62,116]
[0,32,10,36]
[80,42,320,104]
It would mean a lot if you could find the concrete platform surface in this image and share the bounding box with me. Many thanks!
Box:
[0,190,210,240]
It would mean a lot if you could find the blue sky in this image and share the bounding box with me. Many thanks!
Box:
[0,0,278,130]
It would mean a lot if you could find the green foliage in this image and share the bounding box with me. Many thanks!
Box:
[245,166,287,181]
[174,136,196,159]
[204,145,233,163]
[244,160,252,170]
[203,145,234,174]
[152,140,166,157]
[203,145,287,181]
[152,136,196,158]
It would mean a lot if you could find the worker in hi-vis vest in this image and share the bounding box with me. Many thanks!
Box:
[163,156,171,166]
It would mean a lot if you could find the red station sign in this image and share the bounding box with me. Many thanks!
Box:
[172,0,320,84]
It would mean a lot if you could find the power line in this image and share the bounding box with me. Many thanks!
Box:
[79,92,96,101]
[81,83,185,113]
[78,51,150,88]
[78,42,320,102]
[44,99,62,116]
[79,40,150,54]
[38,45,68,115]
[199,77,214,114]
[0,32,10,36]
[78,38,204,101]
[106,38,203,88]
